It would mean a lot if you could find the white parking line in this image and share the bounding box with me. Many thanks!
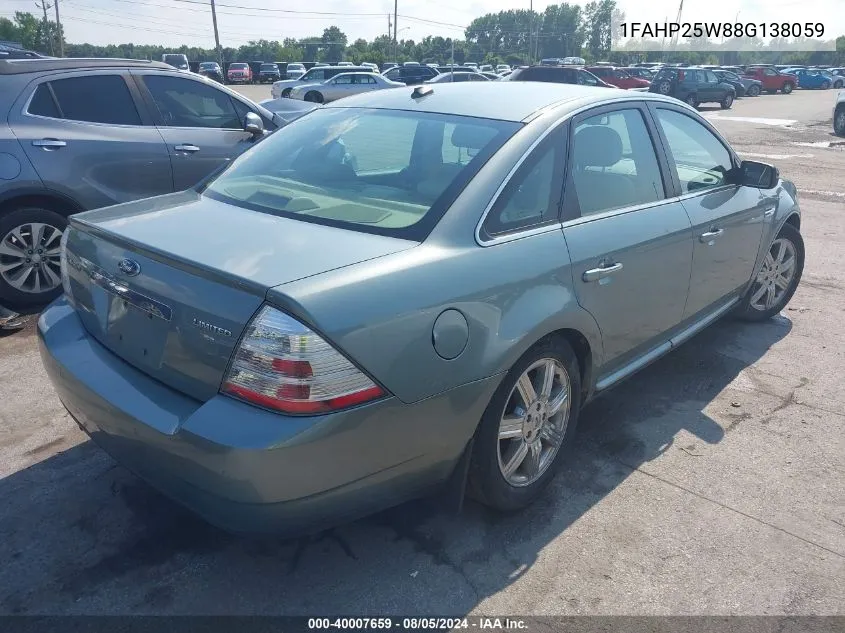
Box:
[799,189,845,199]
[741,152,815,160]
[705,115,798,126]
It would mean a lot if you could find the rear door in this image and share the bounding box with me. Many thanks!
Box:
[648,104,767,319]
[562,103,693,382]
[132,72,258,190]
[8,70,173,210]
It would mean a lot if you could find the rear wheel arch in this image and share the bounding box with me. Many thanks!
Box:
[0,191,84,219]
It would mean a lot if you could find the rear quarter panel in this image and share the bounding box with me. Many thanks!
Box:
[269,236,603,405]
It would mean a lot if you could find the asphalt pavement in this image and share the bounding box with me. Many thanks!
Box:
[0,88,843,616]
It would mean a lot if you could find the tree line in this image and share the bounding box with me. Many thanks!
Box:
[2,4,843,67]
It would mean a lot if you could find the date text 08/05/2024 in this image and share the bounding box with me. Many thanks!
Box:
[619,22,825,39]
[307,617,529,630]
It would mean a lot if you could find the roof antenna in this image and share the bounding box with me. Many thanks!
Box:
[412,85,434,99]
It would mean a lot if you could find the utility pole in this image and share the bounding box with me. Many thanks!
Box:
[528,0,533,65]
[53,0,63,57]
[393,0,398,62]
[35,1,54,56]
[210,0,223,70]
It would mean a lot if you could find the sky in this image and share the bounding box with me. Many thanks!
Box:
[2,0,841,48]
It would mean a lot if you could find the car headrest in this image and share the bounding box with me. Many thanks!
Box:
[451,124,496,150]
[573,125,623,168]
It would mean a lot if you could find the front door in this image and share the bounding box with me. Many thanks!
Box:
[562,104,693,379]
[133,72,257,190]
[649,105,767,318]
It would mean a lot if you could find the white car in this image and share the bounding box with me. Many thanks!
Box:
[288,71,404,103]
[285,62,305,79]
[270,64,371,99]
[496,64,510,73]
[835,90,845,136]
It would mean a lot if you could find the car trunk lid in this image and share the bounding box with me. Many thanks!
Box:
[65,191,415,402]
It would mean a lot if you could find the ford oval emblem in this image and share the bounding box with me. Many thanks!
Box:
[117,258,141,277]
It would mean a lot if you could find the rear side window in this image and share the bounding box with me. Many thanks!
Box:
[36,75,141,125]
[482,134,561,237]
[571,108,665,216]
[28,84,60,118]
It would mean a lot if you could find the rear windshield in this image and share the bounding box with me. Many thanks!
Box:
[204,107,519,240]
[261,64,277,71]
[230,63,248,69]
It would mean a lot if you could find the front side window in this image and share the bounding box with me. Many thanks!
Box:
[304,70,326,81]
[144,75,239,129]
[571,108,665,216]
[655,108,733,193]
[44,75,141,125]
[204,108,518,239]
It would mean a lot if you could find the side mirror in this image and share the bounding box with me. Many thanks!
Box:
[737,160,779,189]
[243,112,264,138]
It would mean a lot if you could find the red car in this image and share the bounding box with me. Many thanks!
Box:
[586,66,651,89]
[742,66,798,94]
[226,62,252,84]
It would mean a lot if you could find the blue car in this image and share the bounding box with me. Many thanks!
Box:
[782,68,835,89]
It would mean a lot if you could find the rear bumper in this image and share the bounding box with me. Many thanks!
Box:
[38,298,499,535]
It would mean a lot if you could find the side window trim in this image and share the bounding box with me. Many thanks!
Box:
[644,101,739,199]
[563,102,674,221]
[476,121,569,246]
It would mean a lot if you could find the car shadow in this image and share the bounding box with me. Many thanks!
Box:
[0,315,792,615]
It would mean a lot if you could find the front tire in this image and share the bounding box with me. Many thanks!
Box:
[835,107,845,137]
[782,82,793,94]
[736,223,804,322]
[656,80,672,95]
[721,93,734,109]
[747,84,760,97]
[821,81,831,90]
[281,88,292,98]
[468,337,582,512]
[685,93,698,108]
[304,91,324,103]
[0,207,68,306]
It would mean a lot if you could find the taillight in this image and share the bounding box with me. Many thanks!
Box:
[222,306,385,415]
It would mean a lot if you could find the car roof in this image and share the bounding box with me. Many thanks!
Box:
[324,82,679,123]
[0,57,172,75]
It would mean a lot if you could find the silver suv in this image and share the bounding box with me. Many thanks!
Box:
[0,57,281,305]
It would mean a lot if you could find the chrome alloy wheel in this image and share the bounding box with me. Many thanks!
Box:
[497,358,571,487]
[0,222,64,294]
[749,238,797,312]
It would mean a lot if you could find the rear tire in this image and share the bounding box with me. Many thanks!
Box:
[735,223,804,322]
[720,93,734,109]
[782,82,793,94]
[684,93,698,108]
[821,81,831,90]
[0,207,68,306]
[468,337,582,512]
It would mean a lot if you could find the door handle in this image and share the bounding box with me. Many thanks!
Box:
[582,262,623,282]
[699,228,724,243]
[174,144,200,153]
[32,139,66,149]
